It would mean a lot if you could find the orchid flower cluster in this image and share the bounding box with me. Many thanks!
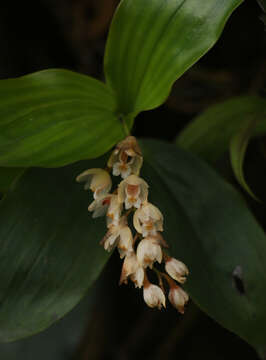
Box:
[76,136,189,312]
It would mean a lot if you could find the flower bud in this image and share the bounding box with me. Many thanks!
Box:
[76,168,112,199]
[136,238,162,268]
[117,226,134,259]
[108,136,142,168]
[101,219,129,252]
[143,283,166,310]
[133,202,163,236]
[130,267,145,288]
[118,175,148,209]
[106,195,123,227]
[168,285,189,314]
[119,252,139,285]
[88,195,111,218]
[165,257,189,284]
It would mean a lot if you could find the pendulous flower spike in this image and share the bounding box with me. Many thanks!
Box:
[76,135,189,312]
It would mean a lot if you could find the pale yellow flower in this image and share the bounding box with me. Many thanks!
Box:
[130,267,145,288]
[136,237,162,269]
[88,195,112,218]
[165,257,189,284]
[133,202,163,236]
[168,285,189,314]
[106,195,123,227]
[118,175,148,209]
[76,168,111,199]
[143,282,166,310]
[119,252,139,284]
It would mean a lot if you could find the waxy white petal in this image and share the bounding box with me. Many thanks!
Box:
[88,195,111,218]
[168,286,189,314]
[76,168,112,198]
[106,195,123,227]
[143,284,166,310]
[117,227,134,259]
[130,267,145,288]
[137,238,162,268]
[165,257,189,284]
[118,175,148,209]
[119,252,139,284]
[133,202,163,235]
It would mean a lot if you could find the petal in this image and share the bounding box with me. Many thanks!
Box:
[133,209,142,233]
[118,179,127,203]
[121,166,132,179]
[129,155,143,176]
[112,162,122,176]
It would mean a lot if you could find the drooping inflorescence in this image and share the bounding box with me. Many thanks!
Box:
[76,136,189,312]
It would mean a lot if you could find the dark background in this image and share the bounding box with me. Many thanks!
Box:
[0,0,264,359]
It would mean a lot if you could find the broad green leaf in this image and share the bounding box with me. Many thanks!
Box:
[0,69,124,167]
[230,116,259,201]
[0,295,94,360]
[0,157,110,342]
[104,0,243,115]
[140,139,266,353]
[176,95,266,163]
[0,167,25,194]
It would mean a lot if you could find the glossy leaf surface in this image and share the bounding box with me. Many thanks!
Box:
[104,0,243,114]
[0,158,110,342]
[0,69,124,167]
[141,139,266,353]
[177,95,266,163]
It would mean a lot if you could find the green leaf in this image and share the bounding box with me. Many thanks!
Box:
[141,139,266,352]
[230,116,259,201]
[0,167,25,194]
[0,158,110,342]
[104,0,243,115]
[177,95,266,163]
[0,69,124,168]
[0,295,94,360]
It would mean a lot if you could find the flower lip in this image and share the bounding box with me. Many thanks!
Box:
[113,162,132,179]
[133,202,163,235]
[118,175,148,209]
